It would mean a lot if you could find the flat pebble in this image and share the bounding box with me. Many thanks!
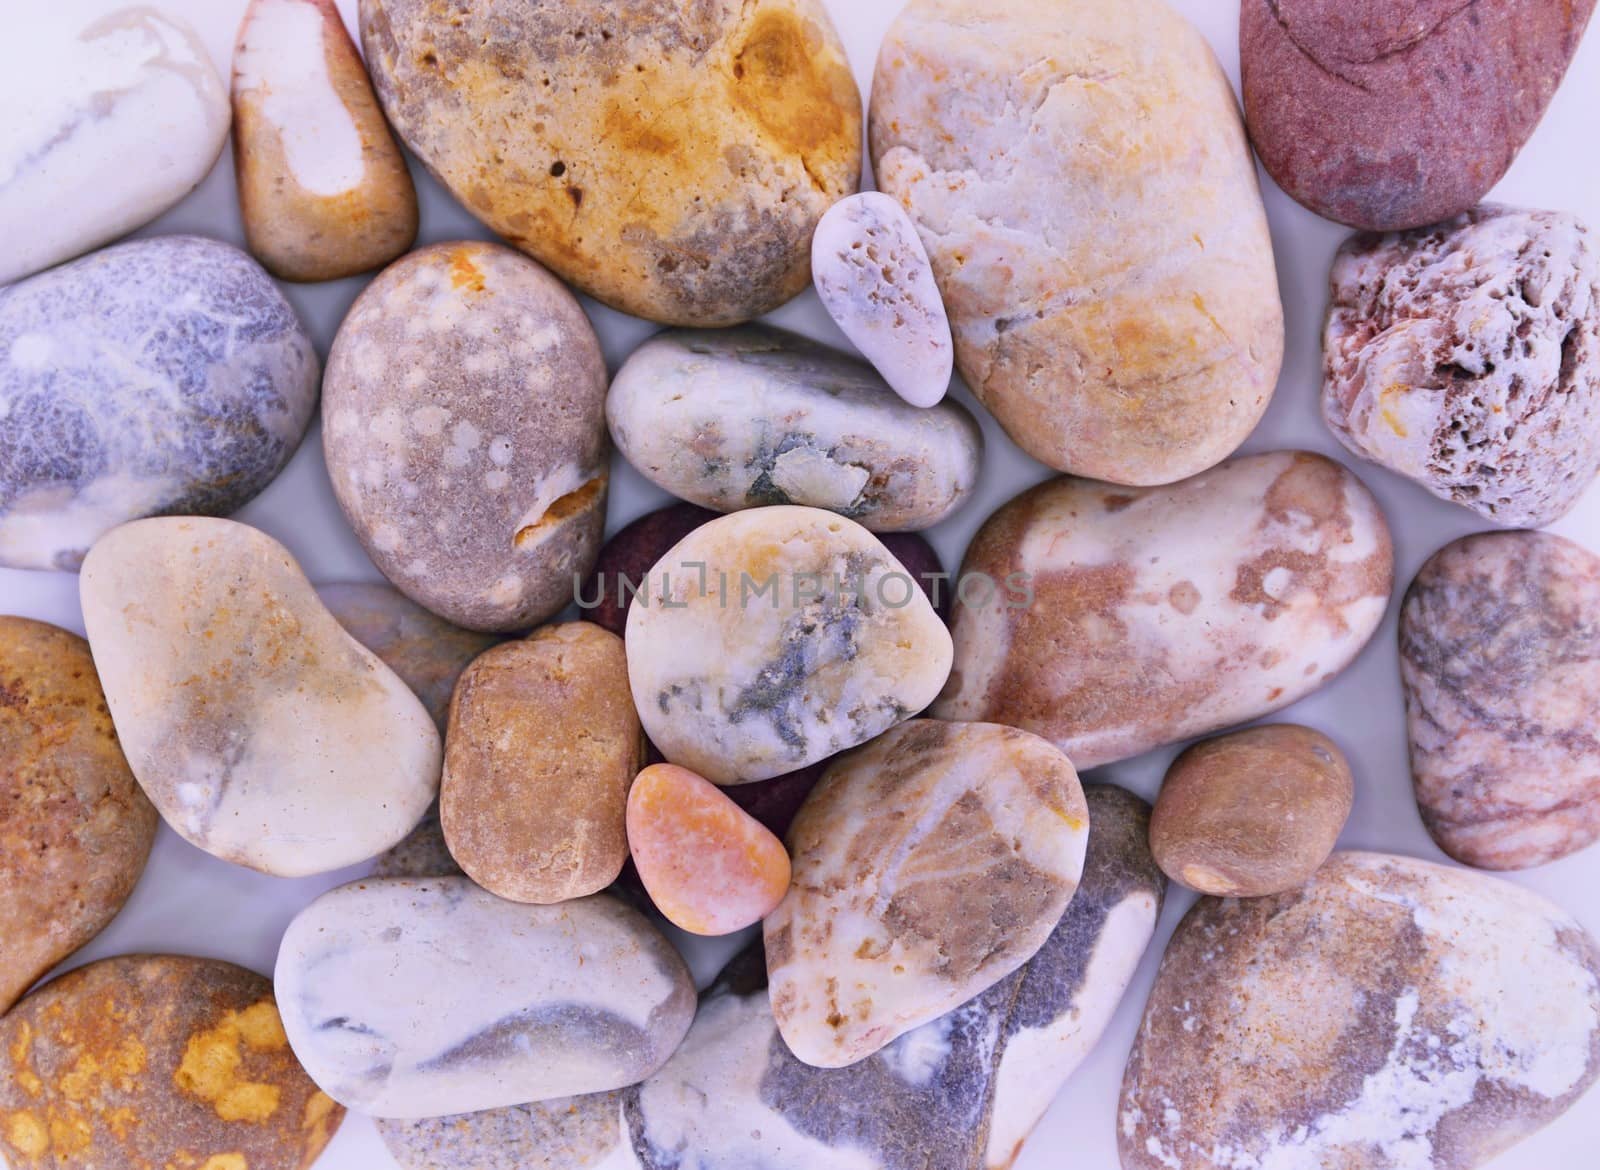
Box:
[0,617,157,1012]
[274,879,696,1119]
[935,451,1394,768]
[1151,724,1353,898]
[626,506,952,784]
[607,326,982,531]
[0,8,229,284]
[233,0,418,281]
[627,764,792,936]
[1402,531,1600,870]
[360,0,861,325]
[0,955,342,1170]
[871,0,1283,484]
[323,241,609,632]
[79,517,441,877]
[1120,852,1600,1170]
[1324,206,1600,527]
[0,236,320,571]
[766,719,1088,1068]
[442,625,644,904]
[812,191,954,408]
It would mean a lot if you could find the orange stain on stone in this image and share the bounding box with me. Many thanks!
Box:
[448,248,487,293]
[174,1001,287,1124]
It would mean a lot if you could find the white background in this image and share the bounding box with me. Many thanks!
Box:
[4,2,1599,1168]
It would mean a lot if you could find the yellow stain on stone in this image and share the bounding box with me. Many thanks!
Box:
[46,1108,92,1156]
[5,1111,49,1156]
[199,1154,249,1170]
[174,1001,286,1124]
[1380,384,1410,438]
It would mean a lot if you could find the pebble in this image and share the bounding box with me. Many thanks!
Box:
[871,0,1283,485]
[442,624,644,904]
[812,192,954,408]
[0,8,230,284]
[1324,206,1600,527]
[626,764,792,936]
[1120,851,1600,1170]
[323,241,610,632]
[360,0,861,325]
[625,506,953,783]
[78,517,441,877]
[1150,724,1354,898]
[935,451,1395,769]
[0,617,157,1013]
[0,236,320,571]
[320,581,502,731]
[233,0,418,281]
[379,1091,627,1170]
[766,719,1089,1068]
[607,326,982,531]
[1401,530,1600,870]
[1242,0,1599,230]
[0,955,343,1170]
[274,878,696,1119]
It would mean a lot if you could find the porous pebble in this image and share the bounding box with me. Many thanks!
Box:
[0,236,320,571]
[1324,206,1600,527]
[625,506,953,784]
[274,878,696,1119]
[607,326,982,531]
[812,191,954,407]
[79,517,441,877]
[766,719,1088,1068]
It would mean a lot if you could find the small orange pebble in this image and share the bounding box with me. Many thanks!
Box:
[627,764,792,936]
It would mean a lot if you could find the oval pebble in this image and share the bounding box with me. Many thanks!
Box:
[607,326,982,531]
[0,236,320,571]
[0,616,158,1012]
[79,517,441,877]
[935,451,1394,769]
[626,506,953,784]
[0,955,343,1170]
[274,878,696,1119]
[323,241,609,632]
[626,764,792,936]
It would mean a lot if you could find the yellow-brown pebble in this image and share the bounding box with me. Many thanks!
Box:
[0,955,342,1170]
[442,624,644,904]
[627,764,792,936]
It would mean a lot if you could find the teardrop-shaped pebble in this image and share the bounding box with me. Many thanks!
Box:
[766,719,1089,1068]
[626,764,792,936]
[274,879,696,1119]
[0,8,230,284]
[0,617,158,1012]
[0,236,320,571]
[607,326,982,530]
[233,0,419,281]
[0,955,343,1170]
[79,517,441,877]
[626,506,953,783]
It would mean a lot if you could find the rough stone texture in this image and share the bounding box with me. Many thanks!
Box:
[1242,0,1599,231]
[0,955,343,1170]
[441,625,644,904]
[233,0,418,282]
[372,805,461,881]
[1324,206,1600,527]
[608,326,982,531]
[79,517,441,877]
[870,0,1284,485]
[766,719,1088,1069]
[323,241,609,632]
[0,236,320,571]
[812,191,954,408]
[1401,530,1600,870]
[0,8,230,284]
[626,763,792,936]
[625,506,953,784]
[934,451,1395,769]
[360,0,861,326]
[1120,851,1600,1170]
[1151,724,1354,898]
[274,879,696,1119]
[378,1091,627,1170]
[0,617,157,1013]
